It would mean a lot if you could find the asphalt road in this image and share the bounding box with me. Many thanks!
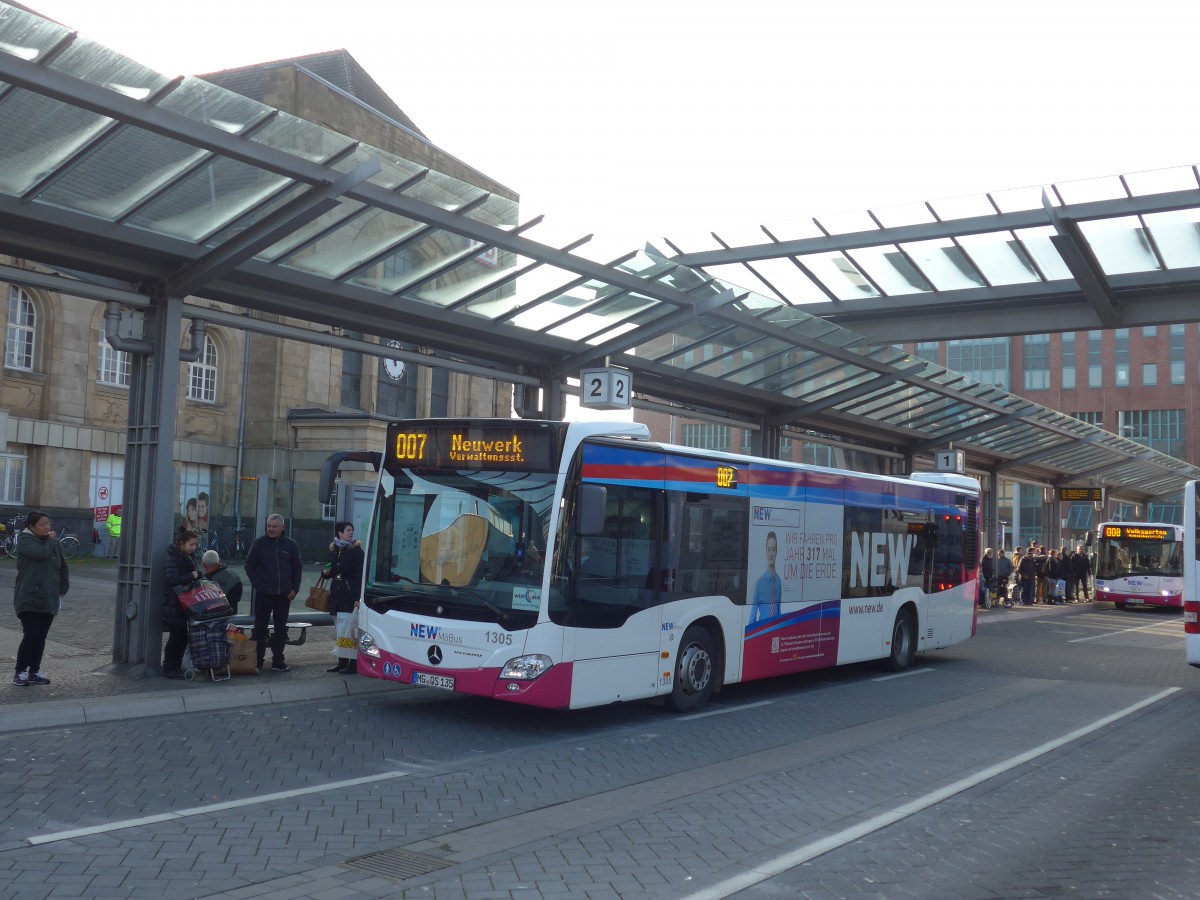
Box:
[1,601,1196,899]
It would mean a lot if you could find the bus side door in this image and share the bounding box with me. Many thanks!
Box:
[563,447,666,707]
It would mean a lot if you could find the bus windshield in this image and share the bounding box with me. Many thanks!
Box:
[363,467,555,628]
[1094,535,1182,579]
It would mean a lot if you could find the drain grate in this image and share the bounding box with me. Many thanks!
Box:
[343,846,453,882]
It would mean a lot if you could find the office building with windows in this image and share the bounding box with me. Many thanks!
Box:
[905,327,1199,544]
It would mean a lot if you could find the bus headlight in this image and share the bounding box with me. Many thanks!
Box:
[500,654,553,680]
[358,631,381,658]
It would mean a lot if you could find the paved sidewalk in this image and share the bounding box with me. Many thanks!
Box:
[0,556,402,733]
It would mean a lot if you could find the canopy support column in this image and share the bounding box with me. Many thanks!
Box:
[112,295,185,672]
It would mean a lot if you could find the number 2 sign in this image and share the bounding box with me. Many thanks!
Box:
[579,367,632,411]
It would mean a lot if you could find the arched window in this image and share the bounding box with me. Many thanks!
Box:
[5,285,36,371]
[187,334,218,402]
[98,331,131,387]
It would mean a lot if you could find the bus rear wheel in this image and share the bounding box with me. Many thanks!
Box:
[666,625,715,713]
[885,608,916,672]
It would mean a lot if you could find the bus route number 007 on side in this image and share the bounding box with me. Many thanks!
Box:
[326,418,982,712]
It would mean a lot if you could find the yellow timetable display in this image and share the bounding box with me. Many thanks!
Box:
[1102,525,1171,541]
[1059,487,1103,502]
[386,422,558,472]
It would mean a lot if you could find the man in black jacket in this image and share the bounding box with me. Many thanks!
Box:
[244,514,302,672]
[1070,545,1092,602]
[1017,546,1040,606]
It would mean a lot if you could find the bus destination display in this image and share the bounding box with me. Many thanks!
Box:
[388,423,556,471]
[1101,525,1170,541]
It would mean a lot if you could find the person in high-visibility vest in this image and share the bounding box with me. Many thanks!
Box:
[105,507,122,559]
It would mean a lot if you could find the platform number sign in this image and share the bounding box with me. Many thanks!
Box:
[579,367,632,411]
[935,449,965,474]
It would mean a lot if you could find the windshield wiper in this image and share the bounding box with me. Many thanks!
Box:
[449,586,510,623]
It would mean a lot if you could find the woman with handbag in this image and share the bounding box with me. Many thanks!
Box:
[161,526,201,679]
[324,521,364,674]
[12,510,69,687]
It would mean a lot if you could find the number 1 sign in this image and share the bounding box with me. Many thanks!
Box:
[579,367,632,410]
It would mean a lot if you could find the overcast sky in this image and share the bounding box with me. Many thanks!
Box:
[24,0,1200,264]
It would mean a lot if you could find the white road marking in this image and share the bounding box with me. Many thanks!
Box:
[28,770,415,846]
[681,700,775,720]
[1069,620,1178,643]
[872,667,934,682]
[681,686,1181,900]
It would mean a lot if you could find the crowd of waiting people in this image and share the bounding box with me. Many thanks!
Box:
[979,542,1093,608]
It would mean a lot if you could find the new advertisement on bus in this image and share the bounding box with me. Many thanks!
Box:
[326,419,981,711]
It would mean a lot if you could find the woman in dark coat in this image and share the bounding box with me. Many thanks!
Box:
[979,548,996,607]
[324,521,364,675]
[12,510,69,686]
[1045,549,1064,604]
[162,526,201,679]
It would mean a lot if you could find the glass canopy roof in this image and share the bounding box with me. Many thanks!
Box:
[0,1,1198,503]
[670,164,1200,344]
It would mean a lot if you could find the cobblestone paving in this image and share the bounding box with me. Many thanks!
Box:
[1,578,1196,899]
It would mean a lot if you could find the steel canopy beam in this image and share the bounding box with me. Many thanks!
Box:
[671,188,1200,268]
[1042,189,1121,328]
[548,289,738,379]
[158,159,382,300]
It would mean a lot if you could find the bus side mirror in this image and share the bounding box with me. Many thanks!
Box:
[576,484,607,536]
[1085,530,1094,548]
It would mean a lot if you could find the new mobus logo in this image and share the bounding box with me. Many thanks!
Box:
[849,531,916,588]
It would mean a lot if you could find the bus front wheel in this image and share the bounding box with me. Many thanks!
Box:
[666,625,715,713]
[885,608,916,672]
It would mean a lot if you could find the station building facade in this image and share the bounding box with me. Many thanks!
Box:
[0,51,514,558]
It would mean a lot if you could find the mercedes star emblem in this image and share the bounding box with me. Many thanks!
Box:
[427,645,443,666]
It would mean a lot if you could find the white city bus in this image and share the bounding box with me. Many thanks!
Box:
[325,418,981,711]
[1093,521,1184,609]
[1182,483,1200,667]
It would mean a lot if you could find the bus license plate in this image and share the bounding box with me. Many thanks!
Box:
[414,672,454,690]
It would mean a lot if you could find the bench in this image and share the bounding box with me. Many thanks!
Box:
[229,622,312,646]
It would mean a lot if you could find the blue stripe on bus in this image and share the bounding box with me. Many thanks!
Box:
[582,444,965,512]
[744,599,841,638]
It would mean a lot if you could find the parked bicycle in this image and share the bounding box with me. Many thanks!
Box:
[1,518,80,559]
[226,525,248,561]
[197,528,222,559]
[57,525,81,560]
[193,525,248,564]
[1,516,22,558]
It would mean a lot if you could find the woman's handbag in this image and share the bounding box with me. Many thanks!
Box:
[177,579,233,621]
[304,575,332,612]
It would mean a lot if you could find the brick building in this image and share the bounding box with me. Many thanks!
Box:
[897,329,1198,546]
